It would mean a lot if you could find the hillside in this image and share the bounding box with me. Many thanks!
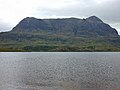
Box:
[0,16,120,52]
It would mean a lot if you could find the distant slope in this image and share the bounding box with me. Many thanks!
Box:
[0,16,120,52]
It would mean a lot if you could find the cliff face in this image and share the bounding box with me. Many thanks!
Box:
[11,16,118,37]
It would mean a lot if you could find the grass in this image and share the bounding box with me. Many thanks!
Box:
[0,34,120,52]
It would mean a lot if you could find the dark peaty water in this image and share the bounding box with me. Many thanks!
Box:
[0,52,120,90]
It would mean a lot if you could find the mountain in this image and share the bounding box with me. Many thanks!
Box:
[0,16,120,52]
[11,16,118,37]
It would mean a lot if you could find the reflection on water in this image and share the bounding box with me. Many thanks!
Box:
[0,52,120,90]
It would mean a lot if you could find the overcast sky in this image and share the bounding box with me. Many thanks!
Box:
[0,0,120,34]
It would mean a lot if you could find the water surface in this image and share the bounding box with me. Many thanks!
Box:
[0,52,120,90]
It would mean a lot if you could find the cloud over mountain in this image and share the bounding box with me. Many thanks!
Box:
[0,0,120,34]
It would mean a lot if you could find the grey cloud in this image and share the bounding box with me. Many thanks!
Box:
[0,21,12,32]
[36,0,120,23]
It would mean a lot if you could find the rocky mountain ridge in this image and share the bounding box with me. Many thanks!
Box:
[11,16,118,37]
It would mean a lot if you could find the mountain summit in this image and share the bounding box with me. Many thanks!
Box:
[11,16,118,37]
[86,16,103,23]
